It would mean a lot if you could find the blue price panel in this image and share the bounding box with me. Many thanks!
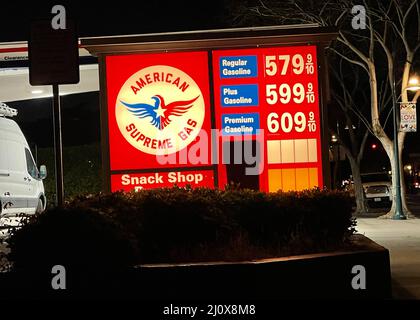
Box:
[219,56,258,78]
[222,113,260,136]
[221,84,259,107]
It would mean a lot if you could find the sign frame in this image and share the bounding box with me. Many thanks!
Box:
[82,25,337,192]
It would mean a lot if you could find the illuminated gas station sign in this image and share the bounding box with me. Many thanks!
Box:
[212,46,323,192]
[88,27,333,193]
[106,51,214,191]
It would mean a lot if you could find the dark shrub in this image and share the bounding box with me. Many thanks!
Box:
[7,187,356,266]
[7,207,138,272]
[66,188,241,263]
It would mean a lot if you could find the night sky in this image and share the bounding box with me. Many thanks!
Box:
[0,1,227,42]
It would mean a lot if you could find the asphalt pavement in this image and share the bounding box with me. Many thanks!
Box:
[356,193,420,299]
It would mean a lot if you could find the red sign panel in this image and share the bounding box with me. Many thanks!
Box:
[105,51,214,192]
[106,51,212,171]
[111,169,215,191]
[105,46,324,193]
[212,46,323,192]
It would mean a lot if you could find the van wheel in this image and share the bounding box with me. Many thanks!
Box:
[35,198,44,214]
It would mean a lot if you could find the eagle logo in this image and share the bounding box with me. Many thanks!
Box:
[115,64,205,155]
[121,95,199,131]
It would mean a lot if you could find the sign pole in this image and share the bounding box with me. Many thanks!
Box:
[29,19,79,207]
[392,72,406,220]
[52,84,64,206]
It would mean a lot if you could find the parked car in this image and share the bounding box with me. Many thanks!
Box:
[361,172,392,208]
[0,103,47,221]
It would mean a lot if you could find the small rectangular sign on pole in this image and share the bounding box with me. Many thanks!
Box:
[29,20,79,85]
[29,19,79,207]
[400,102,417,132]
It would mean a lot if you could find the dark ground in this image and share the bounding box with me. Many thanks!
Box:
[356,193,420,299]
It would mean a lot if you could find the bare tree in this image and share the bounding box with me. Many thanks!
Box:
[329,57,370,214]
[229,0,420,217]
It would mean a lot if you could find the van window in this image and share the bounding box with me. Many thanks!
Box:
[25,148,39,179]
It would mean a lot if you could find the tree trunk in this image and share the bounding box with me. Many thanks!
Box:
[392,135,413,217]
[398,132,412,216]
[381,139,414,219]
[348,156,368,214]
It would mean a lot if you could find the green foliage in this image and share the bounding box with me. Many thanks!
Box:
[7,187,356,267]
[35,144,102,205]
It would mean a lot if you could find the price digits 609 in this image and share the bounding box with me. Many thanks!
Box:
[267,111,317,134]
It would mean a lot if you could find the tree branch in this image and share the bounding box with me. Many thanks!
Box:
[328,47,369,73]
[357,129,370,164]
[363,0,375,61]
[337,31,370,65]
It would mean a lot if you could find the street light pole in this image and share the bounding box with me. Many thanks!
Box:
[392,75,406,220]
[336,121,341,189]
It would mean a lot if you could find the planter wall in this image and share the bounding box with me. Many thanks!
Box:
[129,235,391,300]
[0,235,391,300]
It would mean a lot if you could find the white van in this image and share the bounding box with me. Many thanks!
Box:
[0,103,47,218]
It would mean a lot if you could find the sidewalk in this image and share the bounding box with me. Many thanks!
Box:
[357,218,420,299]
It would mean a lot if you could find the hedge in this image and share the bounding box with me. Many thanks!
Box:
[6,207,138,272]
[6,186,356,269]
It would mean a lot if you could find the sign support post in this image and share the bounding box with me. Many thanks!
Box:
[52,84,64,206]
[29,19,79,207]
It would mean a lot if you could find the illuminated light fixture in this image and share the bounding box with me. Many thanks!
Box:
[31,90,44,94]
[371,143,377,149]
[344,125,356,130]
[331,135,338,143]
[407,76,420,91]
